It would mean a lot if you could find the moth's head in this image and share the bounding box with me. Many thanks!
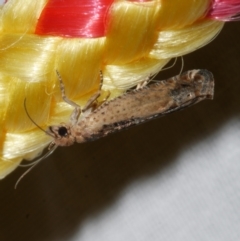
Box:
[46,123,75,146]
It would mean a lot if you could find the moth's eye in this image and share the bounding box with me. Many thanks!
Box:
[58,127,68,137]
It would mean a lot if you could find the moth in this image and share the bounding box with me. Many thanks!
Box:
[18,69,214,187]
[47,69,214,147]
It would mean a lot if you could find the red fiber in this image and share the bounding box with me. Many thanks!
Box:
[35,0,114,38]
[207,0,240,21]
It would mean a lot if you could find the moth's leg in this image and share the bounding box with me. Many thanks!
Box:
[82,70,106,112]
[136,76,151,90]
[82,92,101,112]
[94,71,111,107]
[100,90,110,103]
[56,70,81,125]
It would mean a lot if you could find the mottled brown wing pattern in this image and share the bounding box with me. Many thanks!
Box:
[46,69,214,146]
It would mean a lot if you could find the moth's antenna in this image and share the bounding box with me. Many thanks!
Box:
[162,57,178,71]
[15,144,58,189]
[179,56,184,75]
[161,56,184,75]
[24,98,48,134]
[17,98,58,188]
[147,58,178,85]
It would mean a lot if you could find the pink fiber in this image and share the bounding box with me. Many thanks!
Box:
[208,0,240,21]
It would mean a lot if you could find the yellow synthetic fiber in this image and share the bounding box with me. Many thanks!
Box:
[104,1,160,64]
[1,0,47,33]
[104,58,170,89]
[0,0,224,178]
[3,131,50,160]
[0,157,22,179]
[54,38,106,100]
[157,0,210,29]
[149,20,224,59]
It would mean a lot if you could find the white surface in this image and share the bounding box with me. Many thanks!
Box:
[73,120,240,241]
